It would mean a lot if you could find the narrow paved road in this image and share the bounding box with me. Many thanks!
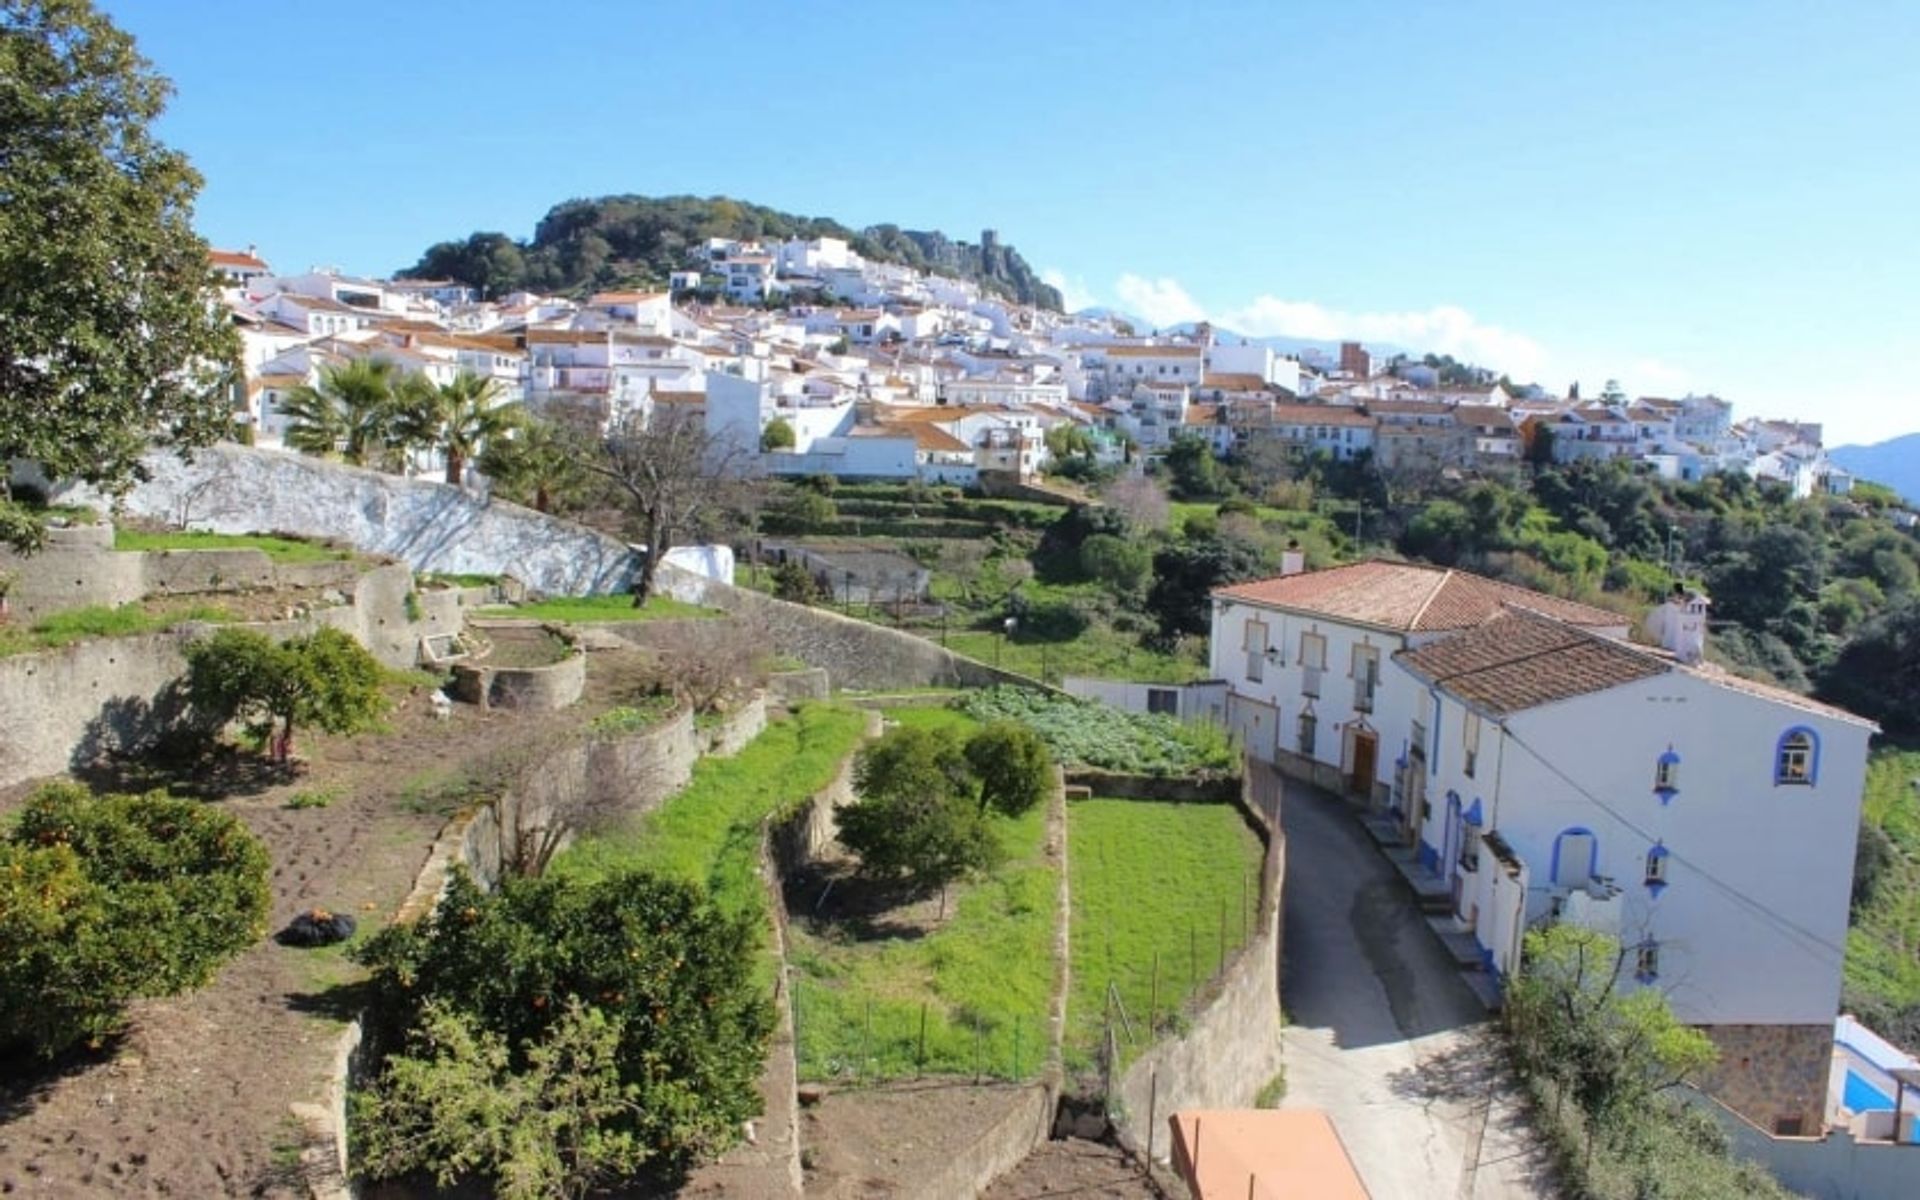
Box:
[1276,773,1558,1200]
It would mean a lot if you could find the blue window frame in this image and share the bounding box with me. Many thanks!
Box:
[1634,940,1660,984]
[1644,843,1670,895]
[1775,727,1819,786]
[1654,747,1680,802]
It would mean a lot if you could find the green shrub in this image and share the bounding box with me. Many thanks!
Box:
[772,559,824,604]
[587,694,678,735]
[0,783,271,1056]
[354,997,647,1200]
[354,868,770,1189]
[839,726,1002,898]
[183,626,386,761]
[965,722,1053,817]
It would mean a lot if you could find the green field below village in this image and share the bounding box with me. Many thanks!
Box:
[1064,796,1267,1074]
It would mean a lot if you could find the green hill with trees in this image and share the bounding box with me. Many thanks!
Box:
[403,194,1064,310]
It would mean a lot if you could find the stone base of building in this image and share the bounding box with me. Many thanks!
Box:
[1694,1023,1833,1136]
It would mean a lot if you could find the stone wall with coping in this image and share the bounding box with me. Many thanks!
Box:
[1689,1089,1916,1200]
[906,1084,1058,1200]
[59,445,643,596]
[0,521,372,623]
[55,445,1048,693]
[0,523,143,620]
[448,650,587,712]
[0,562,465,791]
[654,565,1049,692]
[768,667,830,703]
[1107,774,1287,1165]
[1063,769,1241,803]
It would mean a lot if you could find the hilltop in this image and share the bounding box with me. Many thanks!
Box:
[402,193,1064,310]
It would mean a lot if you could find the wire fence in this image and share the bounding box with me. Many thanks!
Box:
[791,986,1044,1086]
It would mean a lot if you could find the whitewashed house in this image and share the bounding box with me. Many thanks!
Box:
[1392,599,1873,1136]
[1208,561,1629,807]
[210,247,272,297]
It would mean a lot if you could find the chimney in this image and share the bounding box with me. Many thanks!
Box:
[1650,583,1710,664]
[1280,538,1306,578]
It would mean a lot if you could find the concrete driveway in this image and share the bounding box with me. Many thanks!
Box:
[1275,772,1559,1200]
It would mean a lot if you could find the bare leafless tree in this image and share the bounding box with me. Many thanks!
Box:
[487,724,676,878]
[1102,471,1170,534]
[584,404,755,605]
[652,615,771,715]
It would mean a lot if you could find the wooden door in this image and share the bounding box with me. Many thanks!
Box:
[1349,731,1378,798]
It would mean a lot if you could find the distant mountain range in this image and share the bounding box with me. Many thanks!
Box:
[1829,435,1920,504]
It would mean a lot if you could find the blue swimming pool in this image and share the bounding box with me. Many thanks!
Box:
[1845,1069,1894,1113]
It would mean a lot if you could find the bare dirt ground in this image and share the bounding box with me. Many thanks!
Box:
[0,650,661,1199]
[799,1080,1032,1199]
[982,1139,1170,1199]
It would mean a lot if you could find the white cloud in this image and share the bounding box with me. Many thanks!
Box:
[1223,297,1550,381]
[1113,273,1208,328]
[1040,267,1099,314]
[1111,272,1551,382]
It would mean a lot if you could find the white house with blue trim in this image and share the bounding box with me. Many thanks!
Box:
[1393,597,1875,1135]
[1208,560,1628,807]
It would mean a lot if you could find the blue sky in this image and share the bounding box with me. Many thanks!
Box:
[106,1,1918,444]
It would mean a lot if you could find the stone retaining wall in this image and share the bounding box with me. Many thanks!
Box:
[0,562,466,790]
[1063,769,1241,803]
[55,445,1054,693]
[909,1084,1058,1200]
[448,649,587,712]
[60,445,643,596]
[1108,775,1287,1165]
[318,699,766,1198]
[653,565,1049,693]
[0,521,370,623]
[767,667,830,703]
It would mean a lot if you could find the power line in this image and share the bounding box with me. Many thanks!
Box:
[1500,726,1851,971]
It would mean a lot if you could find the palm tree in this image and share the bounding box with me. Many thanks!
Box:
[394,371,520,485]
[280,358,401,467]
[479,416,586,513]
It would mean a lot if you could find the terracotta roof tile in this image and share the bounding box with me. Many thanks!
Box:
[1213,560,1626,633]
[210,248,269,270]
[1394,609,1668,714]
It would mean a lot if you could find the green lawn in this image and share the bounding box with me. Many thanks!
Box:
[112,528,352,562]
[1065,797,1267,1073]
[478,594,721,622]
[872,703,980,738]
[787,798,1058,1083]
[553,704,869,934]
[788,702,1058,1082]
[0,601,232,658]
